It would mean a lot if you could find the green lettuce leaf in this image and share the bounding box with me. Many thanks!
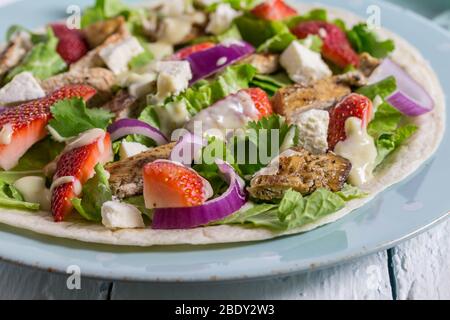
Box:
[285,9,328,28]
[216,188,346,230]
[13,137,64,171]
[81,0,129,27]
[204,0,259,11]
[257,32,296,53]
[0,179,39,211]
[5,28,67,83]
[335,184,368,201]
[48,98,114,138]
[250,72,292,96]
[234,14,289,47]
[359,77,418,166]
[72,163,112,222]
[128,50,153,70]
[123,195,153,219]
[347,23,395,58]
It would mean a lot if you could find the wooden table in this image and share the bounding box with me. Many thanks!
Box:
[0,0,449,300]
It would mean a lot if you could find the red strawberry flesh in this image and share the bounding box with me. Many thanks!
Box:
[291,21,360,68]
[251,0,298,21]
[51,133,112,221]
[51,23,89,64]
[173,42,216,60]
[241,87,273,119]
[327,93,373,150]
[143,160,210,209]
[0,85,96,170]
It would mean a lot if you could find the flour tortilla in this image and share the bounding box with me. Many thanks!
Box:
[0,4,445,246]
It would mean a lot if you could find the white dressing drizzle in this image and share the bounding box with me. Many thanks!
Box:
[50,176,82,196]
[0,123,13,145]
[63,128,106,153]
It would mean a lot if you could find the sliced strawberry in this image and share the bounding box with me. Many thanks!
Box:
[327,93,373,150]
[172,42,216,60]
[51,23,88,64]
[251,0,297,21]
[143,160,212,209]
[241,87,273,119]
[51,133,112,221]
[291,21,360,68]
[0,85,96,170]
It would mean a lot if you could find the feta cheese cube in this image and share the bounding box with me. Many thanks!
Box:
[280,41,332,84]
[152,61,192,101]
[147,42,174,60]
[99,37,145,75]
[101,201,145,229]
[127,73,157,98]
[119,140,149,159]
[206,3,241,35]
[294,109,330,154]
[157,17,192,45]
[0,72,45,105]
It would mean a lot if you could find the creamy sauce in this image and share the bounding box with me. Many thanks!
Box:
[47,125,70,142]
[185,92,257,138]
[253,149,302,178]
[63,128,106,153]
[50,176,82,196]
[0,123,13,145]
[13,176,51,211]
[334,117,377,186]
[155,100,191,137]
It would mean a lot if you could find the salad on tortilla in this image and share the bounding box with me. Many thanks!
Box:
[0,0,444,246]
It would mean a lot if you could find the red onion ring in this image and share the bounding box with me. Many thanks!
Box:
[151,160,247,229]
[169,132,206,167]
[107,118,169,146]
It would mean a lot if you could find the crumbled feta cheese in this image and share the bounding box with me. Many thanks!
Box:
[126,73,157,98]
[0,72,45,105]
[99,37,145,75]
[280,41,332,84]
[157,17,192,45]
[206,3,241,35]
[294,109,330,154]
[152,61,192,102]
[160,0,194,16]
[119,140,149,159]
[101,201,145,229]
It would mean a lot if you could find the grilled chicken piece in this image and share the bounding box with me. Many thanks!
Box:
[359,52,380,77]
[82,16,127,48]
[41,68,116,104]
[241,53,279,74]
[0,34,32,80]
[248,147,351,201]
[272,77,351,123]
[106,142,176,198]
[101,89,145,120]
[335,70,367,88]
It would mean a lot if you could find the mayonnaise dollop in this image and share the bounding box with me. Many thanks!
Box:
[334,117,377,186]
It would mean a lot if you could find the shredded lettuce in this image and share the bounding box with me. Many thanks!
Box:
[358,77,418,166]
[0,179,40,211]
[72,164,112,222]
[347,23,395,58]
[5,28,67,83]
[48,98,114,138]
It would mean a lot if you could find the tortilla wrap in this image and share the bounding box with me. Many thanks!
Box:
[0,3,445,246]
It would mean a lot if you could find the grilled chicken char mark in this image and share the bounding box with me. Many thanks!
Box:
[248,147,352,201]
[105,142,176,199]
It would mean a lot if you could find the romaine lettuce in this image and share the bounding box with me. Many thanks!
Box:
[0,179,40,211]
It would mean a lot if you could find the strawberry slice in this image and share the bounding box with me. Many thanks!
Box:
[172,42,216,60]
[241,87,273,119]
[0,85,96,170]
[143,160,212,209]
[251,0,297,21]
[327,93,373,150]
[51,23,89,64]
[291,21,360,68]
[51,132,112,221]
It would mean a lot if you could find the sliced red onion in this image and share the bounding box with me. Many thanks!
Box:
[107,118,168,145]
[169,132,206,166]
[186,40,255,84]
[152,160,247,229]
[368,59,434,116]
[0,107,5,114]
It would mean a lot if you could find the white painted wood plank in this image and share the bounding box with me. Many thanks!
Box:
[111,251,392,300]
[392,218,450,300]
[0,261,110,299]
